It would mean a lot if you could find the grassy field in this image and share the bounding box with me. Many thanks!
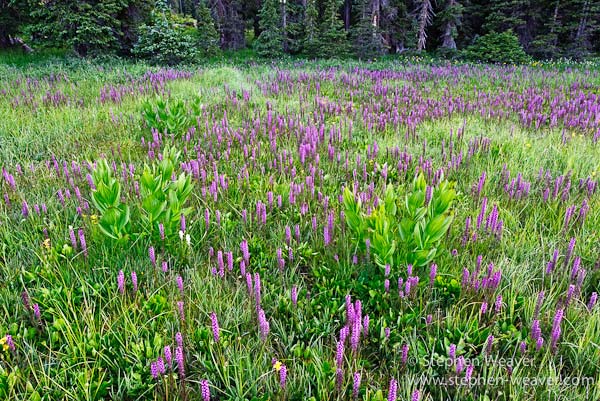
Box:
[0,52,599,401]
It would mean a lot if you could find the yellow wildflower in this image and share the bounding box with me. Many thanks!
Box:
[0,336,8,352]
[273,360,282,372]
[42,238,51,250]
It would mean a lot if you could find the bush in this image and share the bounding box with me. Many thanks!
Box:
[462,30,531,64]
[133,8,199,65]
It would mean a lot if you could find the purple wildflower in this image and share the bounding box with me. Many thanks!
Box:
[156,357,165,374]
[456,356,465,374]
[177,301,185,321]
[429,263,437,287]
[69,227,77,250]
[164,346,172,367]
[495,295,502,313]
[21,291,30,310]
[387,378,397,401]
[258,308,270,341]
[536,337,544,351]
[352,371,361,398]
[480,302,488,315]
[150,362,159,379]
[175,332,184,348]
[158,223,165,241]
[78,229,87,258]
[465,365,474,382]
[291,286,298,306]
[551,308,564,350]
[485,335,494,355]
[5,335,15,351]
[279,364,287,388]
[148,246,156,266]
[131,271,138,293]
[176,275,184,296]
[336,341,345,367]
[33,303,41,321]
[201,379,210,401]
[336,368,344,392]
[175,346,185,377]
[588,292,598,311]
[117,270,125,294]
[401,344,409,366]
[210,312,220,343]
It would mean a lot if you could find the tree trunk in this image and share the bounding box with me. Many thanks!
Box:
[441,24,456,49]
[344,0,351,31]
[575,0,589,41]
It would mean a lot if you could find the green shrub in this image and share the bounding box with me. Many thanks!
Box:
[133,7,200,65]
[462,30,531,64]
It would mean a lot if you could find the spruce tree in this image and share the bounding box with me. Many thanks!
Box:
[283,0,305,54]
[352,0,386,59]
[319,0,350,58]
[196,0,221,56]
[255,0,284,57]
[302,0,320,57]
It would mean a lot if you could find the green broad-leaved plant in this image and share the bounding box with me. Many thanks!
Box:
[90,159,131,243]
[139,146,194,242]
[344,173,456,273]
[142,96,192,137]
[90,146,193,247]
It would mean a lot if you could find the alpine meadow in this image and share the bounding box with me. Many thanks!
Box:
[1,1,600,401]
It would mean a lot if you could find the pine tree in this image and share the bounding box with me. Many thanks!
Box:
[255,0,284,57]
[302,0,320,57]
[352,0,386,59]
[196,0,221,56]
[319,0,350,58]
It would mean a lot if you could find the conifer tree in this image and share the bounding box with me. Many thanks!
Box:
[255,0,284,57]
[319,0,350,58]
[352,0,386,59]
[302,0,320,57]
[196,0,221,56]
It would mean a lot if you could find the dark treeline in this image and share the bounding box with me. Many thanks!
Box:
[1,0,599,62]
